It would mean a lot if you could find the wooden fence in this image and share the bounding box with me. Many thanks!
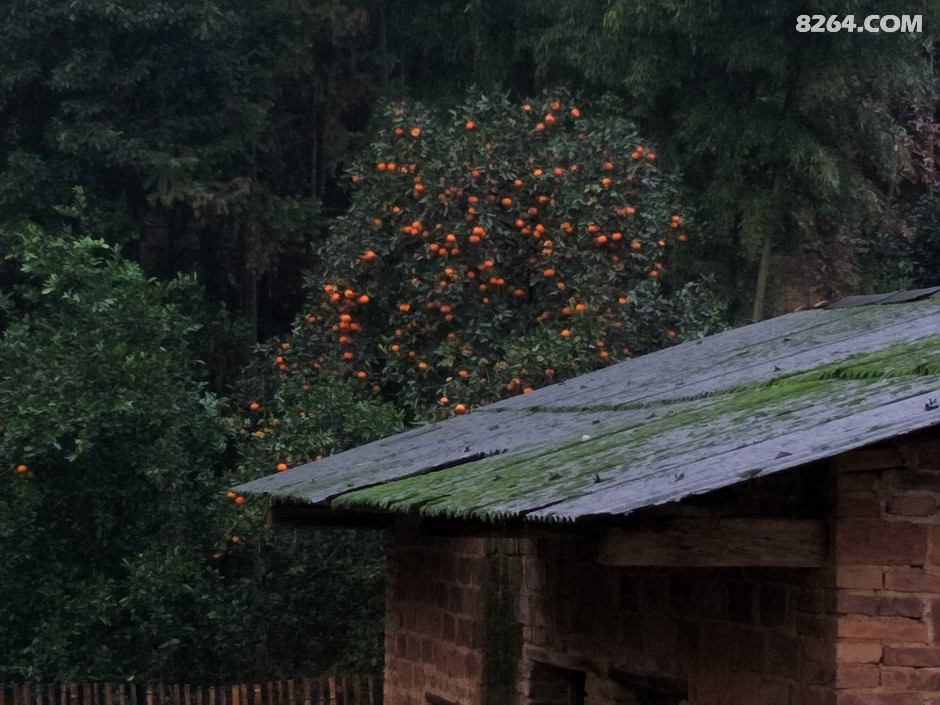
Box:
[0,678,380,705]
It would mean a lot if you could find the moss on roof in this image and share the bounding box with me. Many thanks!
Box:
[237,297,940,522]
[331,333,940,521]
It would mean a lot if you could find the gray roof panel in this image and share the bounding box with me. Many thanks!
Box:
[236,297,940,523]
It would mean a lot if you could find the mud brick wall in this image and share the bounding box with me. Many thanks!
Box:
[380,430,940,705]
[383,528,488,705]
[515,537,835,705]
[832,438,940,705]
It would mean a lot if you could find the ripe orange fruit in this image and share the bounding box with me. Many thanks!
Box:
[603,161,614,171]
[536,123,545,131]
[377,162,387,171]
[410,127,421,137]
[522,104,532,112]
[418,362,428,370]
[570,107,580,118]
[601,178,611,188]
[544,113,555,125]
[465,120,475,130]
[440,396,449,404]
[231,536,240,543]
[357,370,367,378]
[249,401,260,410]
[226,491,236,498]
[16,464,27,473]
[646,153,656,161]
[399,303,411,312]
[454,403,467,414]
[501,197,512,207]
[550,100,560,110]
[358,294,370,304]
[667,330,676,338]
[235,496,245,505]
[276,463,288,472]
[678,234,687,242]
[560,329,571,338]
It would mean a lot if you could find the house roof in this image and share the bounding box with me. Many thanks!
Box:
[236,288,940,524]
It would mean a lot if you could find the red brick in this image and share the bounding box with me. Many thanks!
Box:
[883,645,940,666]
[884,567,940,593]
[835,519,927,566]
[837,566,884,589]
[928,526,940,566]
[837,615,927,642]
[838,494,882,518]
[887,494,938,517]
[836,594,881,616]
[836,640,883,663]
[837,593,924,619]
[881,666,940,689]
[836,663,880,689]
[837,694,922,705]
[931,597,940,641]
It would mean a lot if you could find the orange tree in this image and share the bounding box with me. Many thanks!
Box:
[223,92,718,674]
[269,90,711,419]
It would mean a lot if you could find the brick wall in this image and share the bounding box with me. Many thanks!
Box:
[514,537,835,705]
[832,438,940,704]
[381,431,940,705]
[383,526,488,705]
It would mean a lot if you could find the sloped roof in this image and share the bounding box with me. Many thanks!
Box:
[237,289,940,524]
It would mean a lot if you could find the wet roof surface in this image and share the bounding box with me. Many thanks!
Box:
[236,292,940,523]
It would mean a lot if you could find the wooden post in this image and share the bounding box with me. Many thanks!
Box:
[286,681,294,705]
[327,680,335,705]
[69,684,78,705]
[83,684,91,705]
[301,679,310,705]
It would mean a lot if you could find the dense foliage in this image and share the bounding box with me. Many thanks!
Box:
[0,218,391,681]
[265,91,722,419]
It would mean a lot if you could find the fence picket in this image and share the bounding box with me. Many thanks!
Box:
[2,679,375,705]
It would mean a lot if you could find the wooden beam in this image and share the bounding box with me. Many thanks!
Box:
[598,519,827,568]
